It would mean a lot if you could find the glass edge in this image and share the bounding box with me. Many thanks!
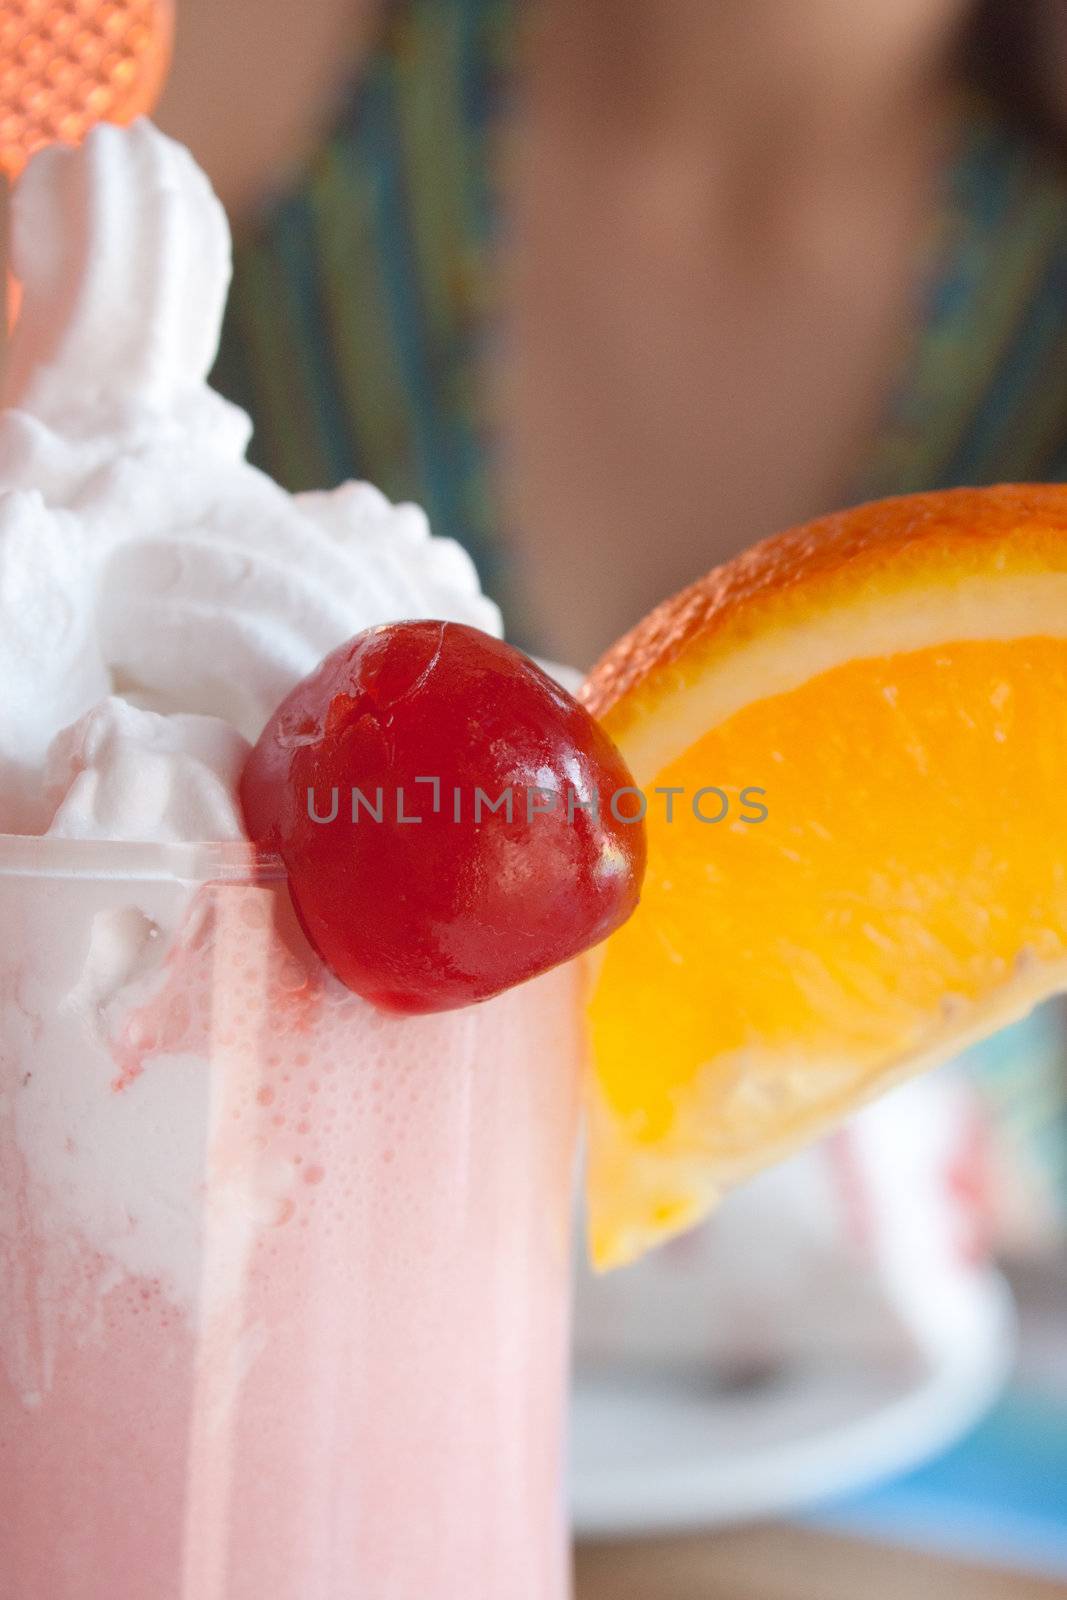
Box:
[0,833,287,884]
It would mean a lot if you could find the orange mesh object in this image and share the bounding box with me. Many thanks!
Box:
[0,0,174,181]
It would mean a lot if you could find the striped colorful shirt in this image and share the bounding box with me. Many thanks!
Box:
[213,0,511,598]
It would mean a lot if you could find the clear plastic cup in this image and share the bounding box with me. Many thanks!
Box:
[0,835,582,1599]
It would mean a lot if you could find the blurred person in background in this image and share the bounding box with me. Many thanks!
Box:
[159,0,1067,1238]
[160,1,1067,661]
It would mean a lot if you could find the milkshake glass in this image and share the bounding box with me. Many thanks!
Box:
[0,833,582,1599]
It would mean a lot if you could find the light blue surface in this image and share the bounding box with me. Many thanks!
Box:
[807,1387,1067,1579]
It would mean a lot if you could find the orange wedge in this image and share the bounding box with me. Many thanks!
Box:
[580,485,1067,1268]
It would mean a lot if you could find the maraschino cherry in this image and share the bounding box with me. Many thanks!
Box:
[241,621,646,1014]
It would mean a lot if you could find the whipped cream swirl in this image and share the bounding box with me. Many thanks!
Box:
[0,121,501,836]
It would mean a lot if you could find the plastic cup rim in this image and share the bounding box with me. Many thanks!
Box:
[0,832,286,885]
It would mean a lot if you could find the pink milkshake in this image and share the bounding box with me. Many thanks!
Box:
[0,837,582,1599]
[0,122,594,1598]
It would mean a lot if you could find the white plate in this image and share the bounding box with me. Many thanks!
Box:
[570,1271,1016,1537]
